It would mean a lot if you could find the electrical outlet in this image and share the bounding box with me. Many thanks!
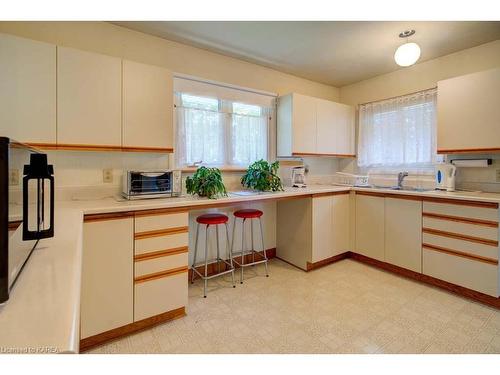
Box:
[496,169,500,182]
[103,169,113,183]
[9,169,19,186]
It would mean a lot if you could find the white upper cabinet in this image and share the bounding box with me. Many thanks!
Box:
[437,68,500,153]
[122,60,173,150]
[0,33,56,144]
[57,46,122,147]
[277,93,355,157]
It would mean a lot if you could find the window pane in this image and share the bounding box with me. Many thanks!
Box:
[181,94,218,111]
[230,113,267,165]
[232,102,262,116]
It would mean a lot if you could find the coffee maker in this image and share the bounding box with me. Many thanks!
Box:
[291,166,306,188]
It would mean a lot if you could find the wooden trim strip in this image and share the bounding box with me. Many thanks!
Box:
[79,307,186,352]
[84,211,134,223]
[134,226,189,240]
[306,252,350,271]
[422,196,499,209]
[121,146,174,153]
[423,212,499,228]
[422,227,498,247]
[422,243,498,265]
[134,246,189,262]
[134,266,188,284]
[355,190,386,198]
[8,221,22,231]
[348,252,500,309]
[26,143,174,154]
[292,152,356,158]
[134,207,189,217]
[312,191,350,198]
[437,148,500,155]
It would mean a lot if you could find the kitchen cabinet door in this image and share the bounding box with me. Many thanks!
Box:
[316,99,337,155]
[335,104,355,156]
[384,197,422,272]
[81,216,134,339]
[437,68,500,153]
[0,33,56,144]
[312,196,334,262]
[57,47,122,147]
[355,193,385,261]
[292,93,317,154]
[332,193,350,255]
[122,60,173,151]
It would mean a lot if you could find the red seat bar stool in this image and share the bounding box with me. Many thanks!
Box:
[231,209,269,284]
[191,213,236,298]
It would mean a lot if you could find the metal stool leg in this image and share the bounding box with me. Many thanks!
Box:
[225,223,236,288]
[203,224,209,298]
[191,223,200,284]
[216,224,221,274]
[259,217,269,277]
[251,219,255,264]
[240,218,245,284]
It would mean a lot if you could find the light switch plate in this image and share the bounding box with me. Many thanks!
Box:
[103,169,113,183]
[9,169,19,186]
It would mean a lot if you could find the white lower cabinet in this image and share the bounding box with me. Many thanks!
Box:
[312,193,351,263]
[81,216,134,339]
[135,273,188,321]
[133,211,189,321]
[384,197,422,273]
[422,200,499,297]
[355,193,385,261]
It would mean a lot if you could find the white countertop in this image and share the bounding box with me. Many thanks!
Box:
[1,184,499,354]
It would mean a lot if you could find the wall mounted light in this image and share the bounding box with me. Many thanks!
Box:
[394,30,421,67]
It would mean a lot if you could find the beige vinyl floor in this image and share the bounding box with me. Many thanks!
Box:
[87,259,500,354]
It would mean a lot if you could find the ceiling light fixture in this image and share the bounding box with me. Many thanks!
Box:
[394,30,421,67]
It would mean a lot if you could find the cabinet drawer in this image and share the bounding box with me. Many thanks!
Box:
[423,201,498,222]
[134,271,188,321]
[135,251,188,277]
[423,216,498,242]
[135,212,188,233]
[423,247,498,297]
[135,232,189,255]
[423,232,498,260]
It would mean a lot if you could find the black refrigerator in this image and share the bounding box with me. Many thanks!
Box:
[0,137,55,304]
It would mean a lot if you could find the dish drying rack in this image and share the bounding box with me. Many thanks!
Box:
[334,172,370,187]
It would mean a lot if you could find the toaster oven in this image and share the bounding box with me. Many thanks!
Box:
[122,170,182,200]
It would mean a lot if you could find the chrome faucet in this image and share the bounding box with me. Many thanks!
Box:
[397,171,409,189]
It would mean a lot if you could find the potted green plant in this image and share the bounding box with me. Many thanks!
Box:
[241,159,284,192]
[185,166,227,199]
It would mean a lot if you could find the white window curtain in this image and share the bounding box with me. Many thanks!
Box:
[358,88,438,169]
[175,93,270,167]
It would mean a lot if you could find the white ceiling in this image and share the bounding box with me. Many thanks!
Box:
[113,21,500,87]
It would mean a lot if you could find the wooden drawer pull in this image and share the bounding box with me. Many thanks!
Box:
[135,226,189,240]
[423,212,498,227]
[422,227,498,247]
[134,246,188,262]
[134,266,188,284]
[423,243,498,265]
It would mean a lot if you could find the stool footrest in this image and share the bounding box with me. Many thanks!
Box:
[192,265,235,280]
[233,258,268,267]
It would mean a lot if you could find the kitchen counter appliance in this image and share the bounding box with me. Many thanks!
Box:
[435,163,456,192]
[122,170,182,200]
